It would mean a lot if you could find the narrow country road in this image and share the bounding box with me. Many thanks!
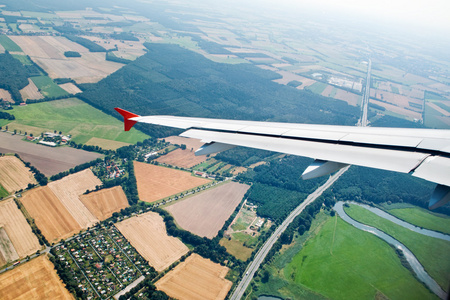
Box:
[229,167,349,300]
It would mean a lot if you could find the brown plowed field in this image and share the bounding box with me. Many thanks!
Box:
[48,169,101,229]
[370,89,423,110]
[20,78,44,101]
[0,132,102,176]
[166,182,249,238]
[156,148,207,168]
[156,253,232,300]
[0,255,74,300]
[0,156,37,193]
[0,199,40,261]
[334,89,359,106]
[115,211,188,272]
[134,162,210,203]
[21,186,81,243]
[80,186,129,221]
[370,99,422,120]
[163,136,205,151]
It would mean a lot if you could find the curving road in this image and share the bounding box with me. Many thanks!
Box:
[229,167,349,300]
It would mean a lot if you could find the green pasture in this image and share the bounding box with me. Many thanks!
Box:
[424,101,450,129]
[30,76,69,98]
[305,82,327,94]
[6,97,149,145]
[387,207,450,235]
[345,204,450,290]
[11,54,33,65]
[284,215,436,300]
[0,35,22,52]
[0,184,9,198]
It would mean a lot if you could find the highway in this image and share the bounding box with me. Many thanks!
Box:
[229,167,349,300]
[360,59,372,127]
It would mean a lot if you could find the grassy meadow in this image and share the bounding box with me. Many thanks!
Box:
[283,215,436,300]
[345,204,450,290]
[5,97,149,149]
[0,35,22,52]
[30,76,69,98]
[388,206,450,235]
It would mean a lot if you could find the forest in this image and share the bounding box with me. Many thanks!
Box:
[79,43,360,137]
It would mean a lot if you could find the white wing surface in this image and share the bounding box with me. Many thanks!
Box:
[115,108,450,208]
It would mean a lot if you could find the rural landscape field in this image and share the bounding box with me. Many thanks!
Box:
[166,182,249,238]
[0,0,449,299]
[134,161,211,203]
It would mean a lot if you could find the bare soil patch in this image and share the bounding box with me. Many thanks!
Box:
[21,186,81,243]
[80,186,129,221]
[58,83,82,94]
[115,211,188,272]
[0,132,102,176]
[48,169,101,229]
[370,99,422,120]
[156,253,232,300]
[0,255,74,300]
[166,182,249,238]
[0,156,37,193]
[0,88,13,102]
[134,162,210,203]
[334,89,359,106]
[0,198,40,261]
[370,89,423,111]
[156,148,207,168]
[20,78,44,101]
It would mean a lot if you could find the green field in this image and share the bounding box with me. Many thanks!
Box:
[424,101,450,129]
[345,204,450,290]
[283,215,436,300]
[219,238,253,261]
[0,184,9,198]
[0,35,22,52]
[305,82,328,94]
[6,97,149,147]
[388,207,450,234]
[30,76,69,98]
[12,54,33,65]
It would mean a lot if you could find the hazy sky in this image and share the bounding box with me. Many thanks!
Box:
[253,0,450,32]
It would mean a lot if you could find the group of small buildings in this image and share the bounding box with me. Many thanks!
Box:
[194,170,216,179]
[52,226,152,299]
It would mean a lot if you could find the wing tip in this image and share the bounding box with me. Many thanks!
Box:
[114,107,139,131]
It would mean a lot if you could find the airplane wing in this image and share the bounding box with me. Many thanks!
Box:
[115,107,450,209]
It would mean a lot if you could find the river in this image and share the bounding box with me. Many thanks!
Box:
[334,201,447,299]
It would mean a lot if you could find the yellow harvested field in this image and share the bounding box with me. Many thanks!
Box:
[156,148,207,168]
[58,83,82,94]
[79,186,129,221]
[166,182,249,238]
[0,156,37,193]
[249,161,266,169]
[163,136,204,151]
[0,88,13,102]
[115,211,188,272]
[370,99,422,120]
[9,36,124,84]
[134,162,210,203]
[20,78,44,101]
[232,166,247,175]
[0,199,40,262]
[0,227,18,266]
[48,169,101,229]
[334,89,359,106]
[85,137,130,150]
[156,253,232,300]
[0,255,74,300]
[21,186,82,243]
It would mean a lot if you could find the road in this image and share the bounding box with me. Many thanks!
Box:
[229,167,349,300]
[360,59,372,127]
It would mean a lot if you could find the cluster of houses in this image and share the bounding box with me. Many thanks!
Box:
[53,226,151,299]
[194,171,216,179]
[105,161,125,179]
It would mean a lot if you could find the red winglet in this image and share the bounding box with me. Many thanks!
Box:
[114,107,140,131]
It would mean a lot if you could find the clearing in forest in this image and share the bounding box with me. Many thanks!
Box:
[0,156,37,193]
[115,211,188,272]
[166,182,249,238]
[134,161,210,203]
[79,186,129,221]
[156,253,232,300]
[0,199,40,265]
[0,255,73,300]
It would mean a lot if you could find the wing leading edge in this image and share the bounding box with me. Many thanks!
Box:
[114,107,450,209]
